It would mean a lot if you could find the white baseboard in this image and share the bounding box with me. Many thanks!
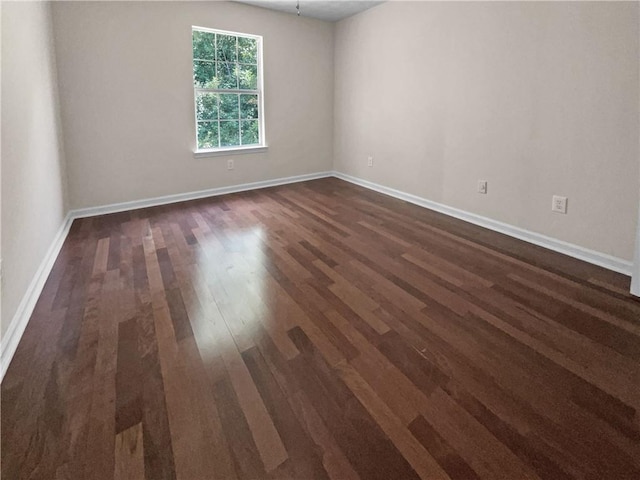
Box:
[631,215,640,297]
[1,213,74,381]
[332,171,633,276]
[69,171,333,219]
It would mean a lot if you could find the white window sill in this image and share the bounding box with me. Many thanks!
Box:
[194,145,268,158]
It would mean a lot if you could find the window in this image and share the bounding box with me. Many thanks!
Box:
[192,27,264,152]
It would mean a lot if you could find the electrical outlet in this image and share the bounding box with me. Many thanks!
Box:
[478,180,488,194]
[552,195,568,214]
[367,156,373,167]
[227,159,234,170]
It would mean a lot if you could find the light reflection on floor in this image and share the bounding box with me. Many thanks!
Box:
[187,221,270,363]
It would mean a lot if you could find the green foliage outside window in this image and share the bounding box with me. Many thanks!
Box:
[193,29,261,150]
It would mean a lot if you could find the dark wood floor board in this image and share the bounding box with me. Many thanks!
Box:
[147,231,234,479]
[424,313,637,474]
[212,376,268,480]
[0,308,69,480]
[3,178,639,479]
[425,300,603,414]
[330,261,423,328]
[144,232,203,473]
[345,258,429,311]
[426,387,543,479]
[345,220,413,259]
[252,330,361,480]
[324,310,424,425]
[179,272,240,476]
[366,281,640,471]
[332,192,515,279]
[464,315,640,458]
[340,270,596,462]
[266,265,358,364]
[444,382,583,480]
[290,389,361,480]
[284,243,334,286]
[414,284,626,418]
[334,361,452,480]
[115,316,143,434]
[245,288,302,362]
[278,188,340,218]
[80,268,121,480]
[61,264,109,478]
[49,244,84,312]
[393,316,591,477]
[508,273,640,338]
[262,191,350,243]
[56,233,101,361]
[312,260,391,336]
[409,414,482,480]
[217,342,284,465]
[459,284,640,394]
[270,192,351,239]
[137,302,178,480]
[189,292,288,478]
[242,345,330,480]
[150,225,167,250]
[430,309,640,473]
[416,214,629,298]
[266,237,317,283]
[202,257,290,472]
[151,298,212,479]
[271,211,356,267]
[114,422,145,480]
[504,263,640,321]
[377,330,449,397]
[286,328,422,480]
[171,326,237,480]
[468,302,640,412]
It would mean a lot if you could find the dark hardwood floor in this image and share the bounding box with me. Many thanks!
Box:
[2,177,640,479]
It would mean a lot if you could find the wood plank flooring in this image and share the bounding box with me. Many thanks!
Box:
[2,177,640,479]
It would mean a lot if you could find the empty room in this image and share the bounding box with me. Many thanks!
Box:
[2,0,640,478]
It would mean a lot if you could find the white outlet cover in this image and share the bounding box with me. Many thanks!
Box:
[478,180,487,194]
[552,195,568,214]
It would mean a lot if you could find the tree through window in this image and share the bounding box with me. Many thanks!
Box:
[193,27,264,151]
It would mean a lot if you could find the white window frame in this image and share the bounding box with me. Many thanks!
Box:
[192,26,266,157]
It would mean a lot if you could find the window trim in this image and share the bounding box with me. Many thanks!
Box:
[193,145,268,159]
[192,26,266,154]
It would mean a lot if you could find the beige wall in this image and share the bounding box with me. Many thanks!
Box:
[1,1,68,337]
[52,1,334,210]
[335,1,639,261]
[1,0,3,329]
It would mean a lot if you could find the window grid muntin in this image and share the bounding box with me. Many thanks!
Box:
[195,91,260,147]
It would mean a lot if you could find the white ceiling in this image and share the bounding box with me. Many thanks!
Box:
[234,1,384,22]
